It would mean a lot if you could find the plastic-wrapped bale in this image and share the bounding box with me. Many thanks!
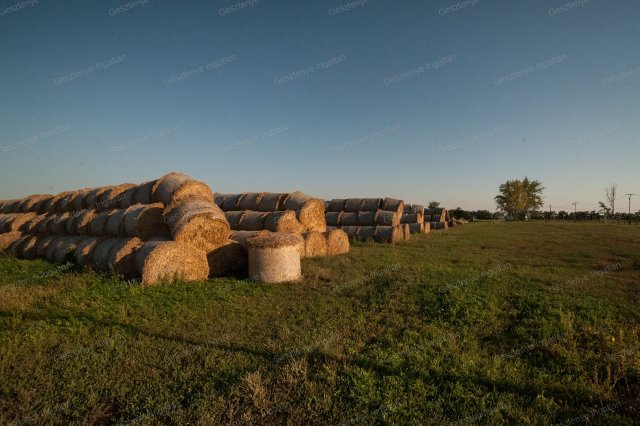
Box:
[401,213,424,224]
[344,198,363,213]
[53,236,86,263]
[135,241,209,285]
[374,226,402,244]
[281,192,326,232]
[152,172,214,205]
[133,180,158,205]
[225,211,246,230]
[256,193,286,212]
[361,198,382,212]
[238,211,268,231]
[381,198,405,215]
[48,213,71,235]
[107,237,143,278]
[301,231,328,258]
[408,223,424,234]
[105,209,127,236]
[19,194,52,213]
[328,199,346,212]
[207,240,248,277]
[123,203,169,240]
[340,212,358,226]
[97,184,135,211]
[340,226,358,238]
[375,210,400,227]
[164,199,230,252]
[356,226,377,242]
[263,211,305,233]
[74,237,105,267]
[325,211,343,227]
[402,224,411,240]
[323,229,349,255]
[356,211,376,226]
[248,233,303,283]
[237,193,263,211]
[0,232,24,251]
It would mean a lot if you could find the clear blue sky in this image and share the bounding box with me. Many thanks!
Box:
[1,0,638,211]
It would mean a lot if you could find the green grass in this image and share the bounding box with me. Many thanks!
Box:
[1,222,639,425]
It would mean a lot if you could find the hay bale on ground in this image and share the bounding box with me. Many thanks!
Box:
[340,226,359,238]
[135,241,209,285]
[152,172,214,205]
[48,213,70,235]
[89,211,114,236]
[238,211,268,231]
[401,213,424,224]
[248,233,303,283]
[221,194,243,211]
[207,240,248,277]
[361,198,382,211]
[72,210,96,235]
[256,193,286,212]
[264,211,305,233]
[325,211,343,227]
[408,223,424,234]
[323,229,349,255]
[164,199,230,252]
[402,224,411,240]
[8,235,29,256]
[374,226,402,244]
[375,210,400,227]
[381,198,405,215]
[36,235,57,258]
[344,198,363,212]
[93,238,122,271]
[356,211,376,226]
[356,226,377,242]
[123,203,169,240]
[132,180,157,205]
[53,236,86,263]
[105,209,127,236]
[225,211,246,230]
[340,212,358,226]
[0,232,24,252]
[19,194,51,213]
[328,199,346,212]
[302,231,328,258]
[281,192,326,232]
[237,192,263,211]
[424,222,431,234]
[74,237,105,267]
[107,237,143,278]
[432,208,446,222]
[18,235,39,259]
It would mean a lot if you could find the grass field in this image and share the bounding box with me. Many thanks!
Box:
[1,222,639,425]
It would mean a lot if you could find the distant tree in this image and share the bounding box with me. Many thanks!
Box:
[598,201,611,216]
[473,210,493,220]
[452,207,472,221]
[603,184,617,215]
[428,201,440,211]
[558,210,568,220]
[494,177,544,220]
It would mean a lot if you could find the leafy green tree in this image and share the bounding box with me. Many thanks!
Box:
[494,177,544,220]
[428,201,440,211]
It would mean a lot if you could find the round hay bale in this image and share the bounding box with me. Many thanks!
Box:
[107,237,143,278]
[89,211,114,236]
[118,186,138,209]
[237,192,263,211]
[72,210,96,235]
[164,199,230,252]
[401,213,423,224]
[424,222,431,234]
[97,184,135,211]
[409,204,425,215]
[325,211,343,227]
[402,224,411,240]
[8,235,29,256]
[135,241,209,285]
[58,191,78,212]
[224,211,246,230]
[36,235,57,258]
[65,212,81,235]
[18,235,39,259]
[408,223,424,234]
[361,198,382,212]
[48,212,71,235]
[302,231,328,258]
[381,198,405,215]
[36,215,54,234]
[152,172,214,205]
[256,193,286,212]
[344,198,363,212]
[0,214,16,233]
[248,233,303,283]
[84,186,112,210]
[221,194,243,212]
[74,236,105,267]
[70,189,91,212]
[123,203,169,240]
[374,226,402,244]
[105,209,127,236]
[1,200,16,214]
[340,212,358,226]
[0,232,24,252]
[375,210,400,227]
[424,215,432,222]
[230,230,271,249]
[53,236,85,263]
[19,194,51,213]
[356,226,377,242]
[3,212,37,233]
[238,211,268,231]
[19,215,46,235]
[93,238,122,271]
[207,240,248,277]
[3,199,23,213]
[323,229,349,255]
[263,211,305,233]
[34,195,55,214]
[328,199,346,212]
[43,236,64,262]
[281,192,326,232]
[133,180,157,205]
[340,226,359,238]
[356,211,376,226]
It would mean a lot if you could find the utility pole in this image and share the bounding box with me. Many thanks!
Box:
[572,202,577,222]
[625,194,636,225]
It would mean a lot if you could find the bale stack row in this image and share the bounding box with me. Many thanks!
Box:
[401,204,431,235]
[425,207,450,230]
[0,172,236,284]
[324,197,416,243]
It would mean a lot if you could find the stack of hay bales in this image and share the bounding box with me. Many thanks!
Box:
[401,204,431,235]
[425,207,449,230]
[324,197,408,244]
[0,172,232,284]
